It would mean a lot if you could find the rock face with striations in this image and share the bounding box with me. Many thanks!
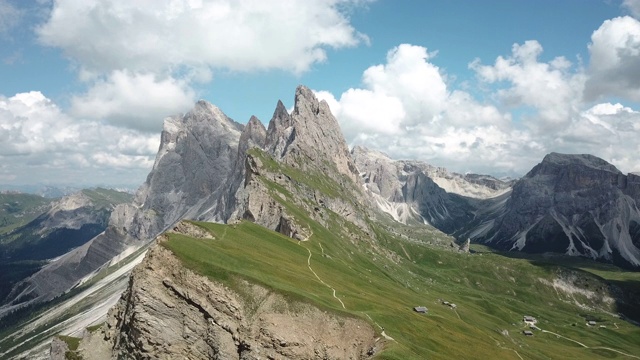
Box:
[2,102,244,309]
[351,146,510,230]
[77,230,377,360]
[470,153,640,268]
[235,86,371,240]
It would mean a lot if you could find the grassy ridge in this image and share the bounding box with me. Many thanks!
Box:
[0,193,51,236]
[163,220,640,359]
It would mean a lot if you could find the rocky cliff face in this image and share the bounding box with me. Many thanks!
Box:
[351,146,510,231]
[353,147,640,268]
[267,87,359,184]
[77,230,377,360]
[2,103,244,309]
[232,86,372,241]
[470,153,640,268]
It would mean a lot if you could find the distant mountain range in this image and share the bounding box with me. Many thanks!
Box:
[355,147,640,268]
[0,185,135,198]
[0,188,132,304]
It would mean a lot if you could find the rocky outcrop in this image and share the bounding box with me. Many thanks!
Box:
[49,337,69,360]
[79,240,377,360]
[459,238,470,253]
[267,86,360,184]
[233,86,372,240]
[471,153,640,268]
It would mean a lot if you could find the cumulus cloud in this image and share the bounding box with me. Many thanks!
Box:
[34,0,370,133]
[585,16,640,102]
[0,91,160,186]
[557,103,640,172]
[37,0,368,75]
[317,41,640,176]
[470,40,584,131]
[70,71,195,131]
[316,44,529,175]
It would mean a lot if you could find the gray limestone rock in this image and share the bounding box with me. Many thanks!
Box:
[3,101,244,309]
[49,337,69,360]
[471,153,640,268]
[79,241,377,360]
[351,145,510,230]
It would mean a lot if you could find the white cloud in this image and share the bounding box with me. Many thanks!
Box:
[0,91,159,186]
[318,41,640,177]
[70,71,195,132]
[316,44,531,176]
[470,40,584,131]
[37,0,368,75]
[623,0,640,18]
[35,0,370,135]
[585,16,640,102]
[554,103,640,172]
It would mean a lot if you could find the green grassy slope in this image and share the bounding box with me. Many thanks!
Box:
[0,193,52,236]
[164,220,640,359]
[159,149,640,359]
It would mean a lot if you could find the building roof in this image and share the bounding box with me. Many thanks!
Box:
[414,306,428,313]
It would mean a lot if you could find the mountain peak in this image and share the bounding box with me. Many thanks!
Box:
[540,152,622,174]
[264,85,359,182]
[293,85,320,116]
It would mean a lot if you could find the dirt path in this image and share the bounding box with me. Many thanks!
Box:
[400,243,411,260]
[540,329,640,359]
[301,239,396,341]
[541,329,586,348]
[491,336,523,360]
[364,314,395,341]
[301,244,345,309]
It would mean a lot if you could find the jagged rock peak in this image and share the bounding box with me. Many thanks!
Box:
[265,85,359,182]
[193,99,229,119]
[239,115,267,155]
[539,152,622,174]
[272,100,291,124]
[293,85,321,116]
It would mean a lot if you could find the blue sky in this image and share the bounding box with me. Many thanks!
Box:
[1,0,640,188]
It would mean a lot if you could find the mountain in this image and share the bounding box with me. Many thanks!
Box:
[0,85,375,332]
[0,101,247,315]
[352,146,511,231]
[355,146,640,268]
[0,192,52,234]
[468,152,640,268]
[0,188,132,303]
